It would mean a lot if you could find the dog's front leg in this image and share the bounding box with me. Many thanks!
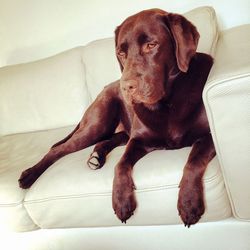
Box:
[178,133,216,227]
[112,138,150,223]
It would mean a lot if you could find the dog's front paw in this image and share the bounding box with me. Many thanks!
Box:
[18,167,39,189]
[112,168,136,223]
[177,178,205,227]
[87,152,105,170]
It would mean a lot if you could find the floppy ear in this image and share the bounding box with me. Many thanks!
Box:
[166,13,200,72]
[114,25,124,71]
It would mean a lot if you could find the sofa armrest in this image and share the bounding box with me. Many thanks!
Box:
[203,24,250,221]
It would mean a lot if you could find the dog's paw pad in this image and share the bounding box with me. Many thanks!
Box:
[87,152,101,170]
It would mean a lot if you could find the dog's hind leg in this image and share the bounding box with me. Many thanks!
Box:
[18,83,121,189]
[51,123,80,148]
[87,131,129,170]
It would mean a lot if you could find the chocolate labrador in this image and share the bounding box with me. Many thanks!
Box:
[19,9,215,227]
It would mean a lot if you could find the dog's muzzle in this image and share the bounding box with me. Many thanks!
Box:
[120,79,139,103]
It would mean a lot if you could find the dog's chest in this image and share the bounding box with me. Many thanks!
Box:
[164,119,187,148]
[133,102,191,148]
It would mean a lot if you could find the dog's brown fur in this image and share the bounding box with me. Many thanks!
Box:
[19,9,215,227]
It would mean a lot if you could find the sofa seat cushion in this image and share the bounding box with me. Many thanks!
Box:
[0,126,231,231]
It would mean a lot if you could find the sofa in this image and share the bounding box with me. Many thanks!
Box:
[0,6,250,250]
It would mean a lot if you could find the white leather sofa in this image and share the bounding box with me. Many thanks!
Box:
[0,6,250,250]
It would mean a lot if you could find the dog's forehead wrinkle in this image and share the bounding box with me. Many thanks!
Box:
[119,24,170,49]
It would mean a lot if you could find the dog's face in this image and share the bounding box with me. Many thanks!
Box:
[115,9,200,105]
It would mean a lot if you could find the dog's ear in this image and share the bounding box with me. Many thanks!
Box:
[114,25,124,71]
[166,13,200,72]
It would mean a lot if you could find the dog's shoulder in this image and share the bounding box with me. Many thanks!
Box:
[185,52,213,89]
[190,53,213,77]
[196,52,213,67]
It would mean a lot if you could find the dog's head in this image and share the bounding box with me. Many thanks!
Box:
[115,9,199,105]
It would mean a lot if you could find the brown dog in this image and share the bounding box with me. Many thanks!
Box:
[19,9,215,227]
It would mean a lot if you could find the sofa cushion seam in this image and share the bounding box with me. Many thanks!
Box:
[23,169,221,204]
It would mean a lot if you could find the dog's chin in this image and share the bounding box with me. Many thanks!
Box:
[123,92,162,107]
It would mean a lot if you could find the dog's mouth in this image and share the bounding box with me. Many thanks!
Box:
[121,85,164,106]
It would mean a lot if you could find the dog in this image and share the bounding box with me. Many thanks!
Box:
[19,8,215,227]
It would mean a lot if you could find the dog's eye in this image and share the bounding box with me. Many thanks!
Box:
[147,43,157,49]
[143,42,158,53]
[117,51,126,57]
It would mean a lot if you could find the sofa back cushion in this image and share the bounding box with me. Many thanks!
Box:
[0,47,90,136]
[82,6,218,100]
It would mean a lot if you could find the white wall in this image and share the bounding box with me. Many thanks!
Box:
[0,0,249,67]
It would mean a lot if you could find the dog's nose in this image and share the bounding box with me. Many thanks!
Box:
[121,79,137,93]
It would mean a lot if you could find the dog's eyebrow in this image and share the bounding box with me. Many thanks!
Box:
[137,33,150,45]
[119,42,128,52]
